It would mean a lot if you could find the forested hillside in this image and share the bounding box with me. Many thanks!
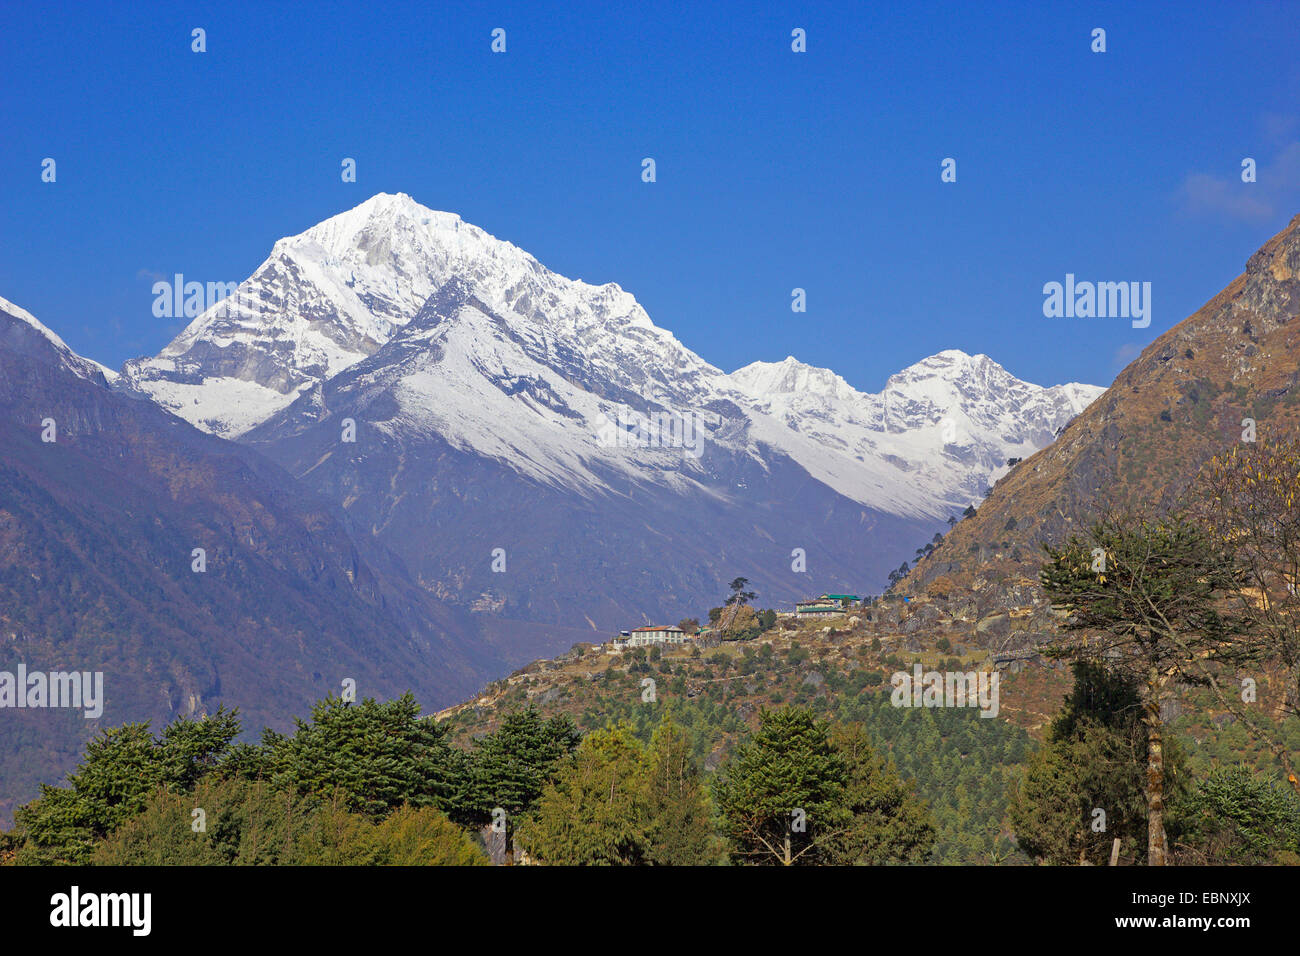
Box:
[7,590,1297,866]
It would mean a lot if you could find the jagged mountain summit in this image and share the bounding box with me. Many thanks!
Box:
[0,293,118,385]
[122,193,1100,522]
[120,192,717,441]
[728,350,1102,517]
[0,196,1107,815]
[111,194,1104,628]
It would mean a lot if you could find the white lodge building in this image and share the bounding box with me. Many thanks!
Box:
[611,625,686,650]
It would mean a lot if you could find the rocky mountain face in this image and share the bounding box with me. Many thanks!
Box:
[901,212,1300,650]
[728,350,1101,517]
[0,195,1113,822]
[0,295,553,824]
[120,194,1100,630]
[119,194,723,442]
[237,273,937,628]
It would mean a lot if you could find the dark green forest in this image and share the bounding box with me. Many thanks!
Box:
[4,670,1297,865]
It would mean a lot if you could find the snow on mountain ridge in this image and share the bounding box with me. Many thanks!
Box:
[124,193,711,438]
[729,356,859,401]
[120,193,1102,518]
[725,348,1105,516]
[0,293,117,383]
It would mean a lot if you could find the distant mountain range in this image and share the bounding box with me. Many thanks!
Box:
[117,192,1101,627]
[0,194,1106,820]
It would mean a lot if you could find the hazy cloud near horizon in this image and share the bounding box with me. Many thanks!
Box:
[1177,138,1300,224]
[1112,342,1145,372]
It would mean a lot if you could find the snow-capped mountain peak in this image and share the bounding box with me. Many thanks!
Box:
[122,193,709,438]
[119,193,1102,519]
[0,293,116,384]
[288,192,464,255]
[729,356,859,401]
[725,348,1104,516]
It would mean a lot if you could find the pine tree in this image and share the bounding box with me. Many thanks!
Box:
[260,693,460,819]
[13,710,243,864]
[712,707,848,865]
[1039,513,1250,865]
[643,716,720,865]
[825,723,935,864]
[521,725,650,865]
[1009,663,1168,865]
[466,707,580,854]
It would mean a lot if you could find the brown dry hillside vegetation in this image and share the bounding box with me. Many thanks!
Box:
[905,213,1300,603]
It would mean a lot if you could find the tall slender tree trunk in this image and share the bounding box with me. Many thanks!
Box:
[1144,674,1168,866]
[1287,657,1300,723]
[783,834,792,866]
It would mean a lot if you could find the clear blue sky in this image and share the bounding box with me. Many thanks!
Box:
[2,0,1298,392]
